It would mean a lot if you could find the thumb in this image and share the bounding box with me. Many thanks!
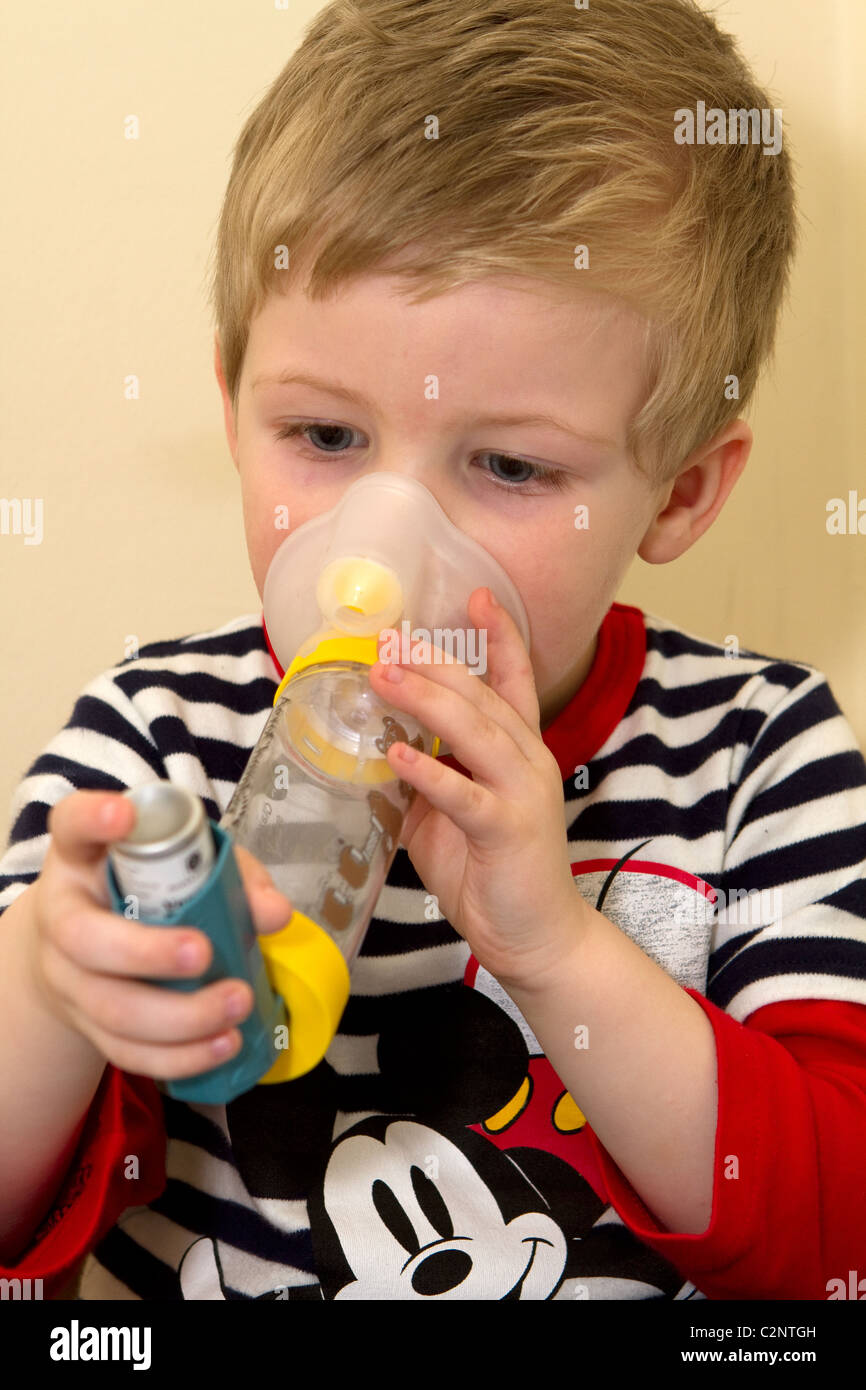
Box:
[232,843,294,936]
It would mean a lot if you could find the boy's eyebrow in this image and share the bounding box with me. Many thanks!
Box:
[252,369,618,452]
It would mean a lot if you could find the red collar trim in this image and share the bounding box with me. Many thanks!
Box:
[541,602,646,778]
[261,602,646,779]
[263,613,285,681]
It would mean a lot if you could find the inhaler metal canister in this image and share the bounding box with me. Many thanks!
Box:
[108,784,215,920]
[105,783,288,1106]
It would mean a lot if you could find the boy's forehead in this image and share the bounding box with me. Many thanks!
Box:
[254,269,640,323]
[242,273,651,453]
[247,273,647,371]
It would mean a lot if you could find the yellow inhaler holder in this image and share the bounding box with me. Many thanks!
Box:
[256,909,351,1083]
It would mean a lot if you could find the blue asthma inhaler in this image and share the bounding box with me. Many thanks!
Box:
[105,819,288,1105]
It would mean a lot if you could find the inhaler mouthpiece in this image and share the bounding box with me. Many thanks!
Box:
[316,556,404,636]
[263,471,531,675]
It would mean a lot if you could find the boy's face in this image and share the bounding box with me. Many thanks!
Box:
[216,272,672,730]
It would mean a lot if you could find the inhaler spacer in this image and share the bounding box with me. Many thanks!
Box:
[219,471,531,1084]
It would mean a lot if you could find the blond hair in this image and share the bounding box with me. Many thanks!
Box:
[207,0,798,483]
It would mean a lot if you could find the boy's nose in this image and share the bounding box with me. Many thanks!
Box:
[351,459,461,530]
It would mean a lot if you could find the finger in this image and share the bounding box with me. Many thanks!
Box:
[81,1018,245,1081]
[468,587,542,736]
[370,649,537,795]
[231,842,279,892]
[383,739,503,847]
[46,790,137,871]
[397,787,435,851]
[374,594,543,760]
[66,988,246,1080]
[231,844,294,935]
[48,950,253,1047]
[44,891,214,978]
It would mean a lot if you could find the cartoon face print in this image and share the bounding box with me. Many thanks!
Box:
[320,1120,566,1300]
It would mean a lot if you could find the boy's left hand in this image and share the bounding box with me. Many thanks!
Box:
[368,586,585,994]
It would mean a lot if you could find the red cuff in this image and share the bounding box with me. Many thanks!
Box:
[586,990,866,1299]
[0,1065,166,1298]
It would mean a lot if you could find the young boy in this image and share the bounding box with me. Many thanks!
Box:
[2,0,866,1302]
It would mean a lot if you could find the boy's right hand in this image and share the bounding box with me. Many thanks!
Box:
[26,790,294,1081]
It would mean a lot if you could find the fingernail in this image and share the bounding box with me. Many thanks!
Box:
[225,989,249,1020]
[488,588,499,607]
[177,941,201,970]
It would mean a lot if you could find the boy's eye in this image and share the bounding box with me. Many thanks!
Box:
[273,420,570,491]
[276,421,355,453]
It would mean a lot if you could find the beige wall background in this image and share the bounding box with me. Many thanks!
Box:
[1,0,864,843]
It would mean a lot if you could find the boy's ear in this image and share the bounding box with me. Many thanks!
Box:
[214,332,240,471]
[637,419,753,565]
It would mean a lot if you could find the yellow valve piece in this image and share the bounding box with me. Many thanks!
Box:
[256,909,351,1082]
[317,556,404,634]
